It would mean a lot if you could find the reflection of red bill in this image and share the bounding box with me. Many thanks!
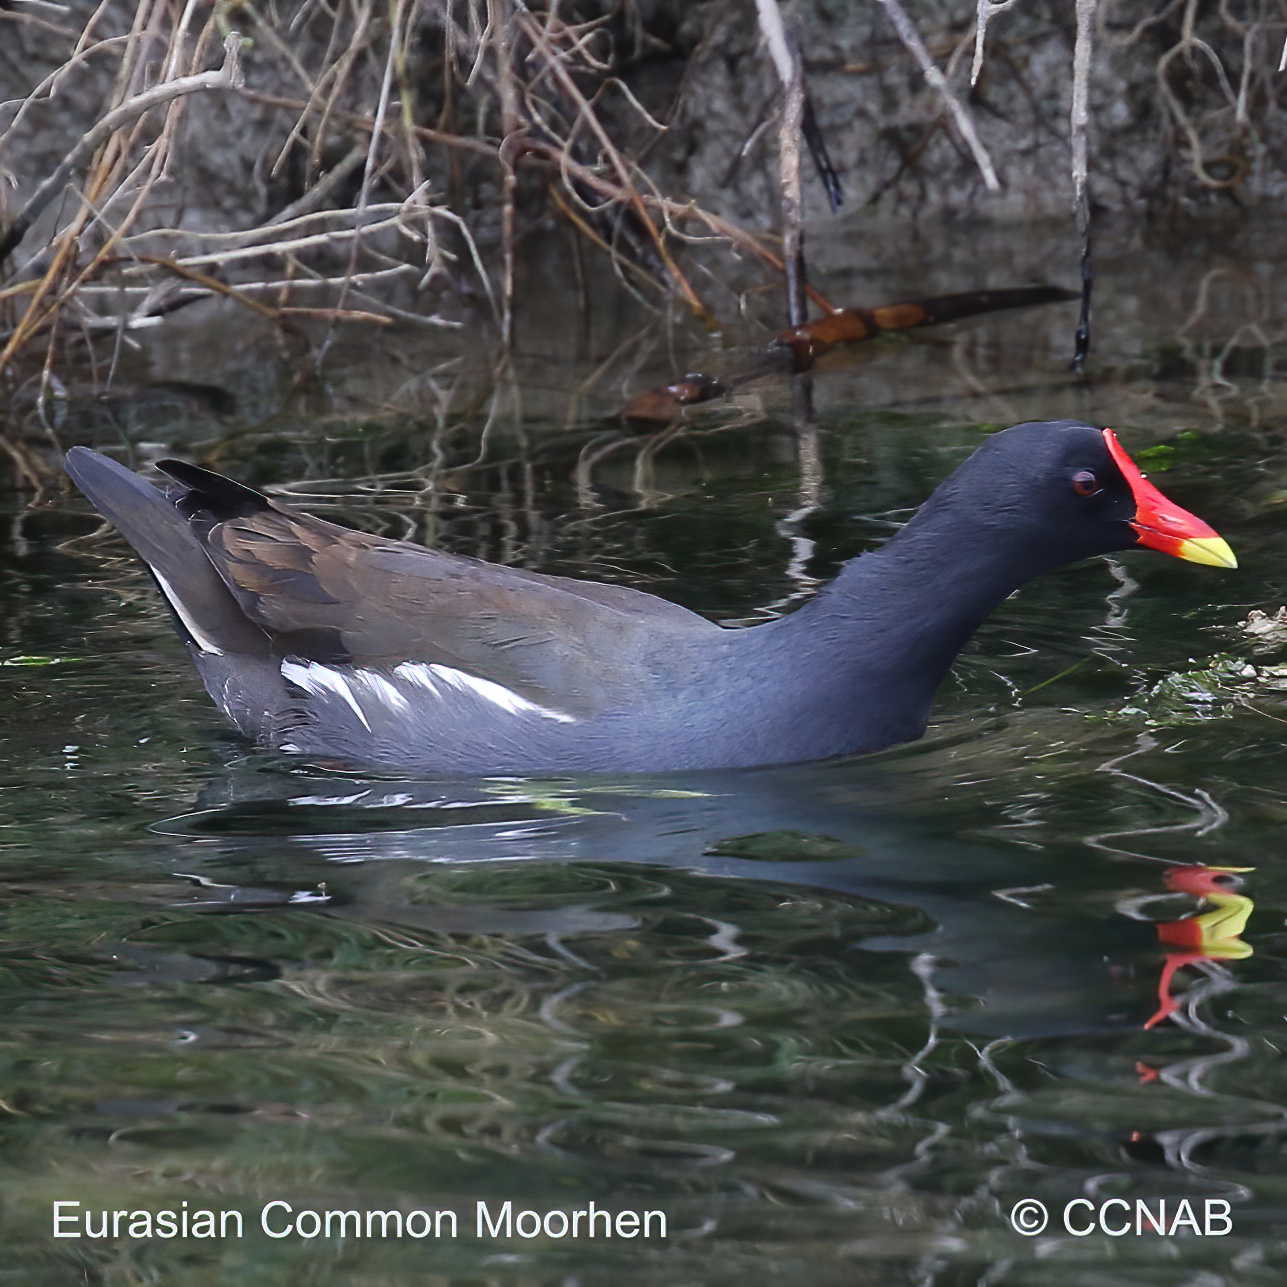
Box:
[1162,864,1254,898]
[1144,866,1255,1030]
[1103,429,1238,568]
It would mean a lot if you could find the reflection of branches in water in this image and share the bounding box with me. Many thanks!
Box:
[868,954,959,1236]
[1085,732,1229,862]
[1176,267,1286,425]
[104,757,1284,1276]
[1097,554,1139,632]
[194,832,953,1149]
[1154,959,1250,1089]
[1133,957,1285,1191]
[882,953,948,1118]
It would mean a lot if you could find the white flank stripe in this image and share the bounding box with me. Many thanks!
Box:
[392,661,575,723]
[152,570,225,655]
[289,792,370,807]
[391,661,439,691]
[355,669,410,713]
[281,660,372,731]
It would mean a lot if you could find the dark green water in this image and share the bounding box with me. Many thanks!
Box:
[6,219,1287,1284]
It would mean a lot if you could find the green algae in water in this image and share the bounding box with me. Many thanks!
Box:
[704,830,866,863]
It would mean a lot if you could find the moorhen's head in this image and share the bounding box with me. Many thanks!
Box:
[919,420,1236,572]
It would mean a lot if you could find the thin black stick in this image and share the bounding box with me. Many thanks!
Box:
[801,95,843,213]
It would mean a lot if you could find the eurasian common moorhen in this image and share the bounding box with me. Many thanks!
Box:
[65,420,1235,774]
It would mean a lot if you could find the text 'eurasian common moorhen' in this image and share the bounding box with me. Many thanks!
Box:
[65,420,1235,775]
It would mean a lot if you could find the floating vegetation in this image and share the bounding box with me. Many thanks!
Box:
[1118,655,1287,727]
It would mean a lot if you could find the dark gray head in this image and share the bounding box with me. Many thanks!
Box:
[912,420,1160,569]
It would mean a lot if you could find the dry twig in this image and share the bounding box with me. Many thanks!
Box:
[0,31,245,268]
[874,0,1001,191]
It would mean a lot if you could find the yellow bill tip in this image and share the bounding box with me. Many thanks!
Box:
[1176,535,1238,569]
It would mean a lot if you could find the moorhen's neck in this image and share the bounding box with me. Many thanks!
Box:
[774,498,1070,737]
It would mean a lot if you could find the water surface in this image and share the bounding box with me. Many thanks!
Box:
[4,216,1287,1284]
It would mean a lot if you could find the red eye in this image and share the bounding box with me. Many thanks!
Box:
[1071,469,1101,497]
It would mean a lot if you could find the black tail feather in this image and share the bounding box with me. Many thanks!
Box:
[157,458,272,521]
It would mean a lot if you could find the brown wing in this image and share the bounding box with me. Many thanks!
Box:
[206,504,718,719]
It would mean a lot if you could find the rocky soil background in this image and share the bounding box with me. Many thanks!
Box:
[1,0,1285,481]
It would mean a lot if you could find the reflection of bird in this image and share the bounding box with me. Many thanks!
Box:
[161,758,1197,1039]
[1146,865,1255,1030]
[66,421,1235,775]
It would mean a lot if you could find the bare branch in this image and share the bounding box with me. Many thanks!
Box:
[1071,0,1096,235]
[873,0,1001,191]
[972,0,1019,86]
[755,0,807,327]
[0,32,245,267]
